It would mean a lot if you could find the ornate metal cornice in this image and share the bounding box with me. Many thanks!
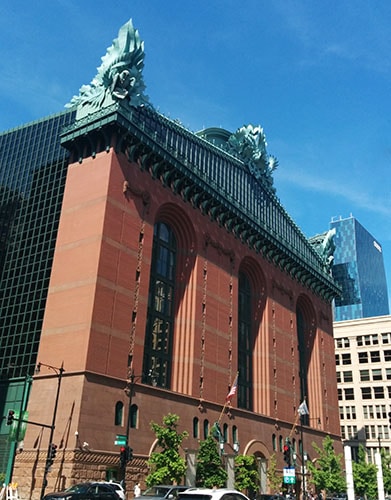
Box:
[61,104,340,302]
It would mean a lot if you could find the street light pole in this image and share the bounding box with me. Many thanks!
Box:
[37,361,65,500]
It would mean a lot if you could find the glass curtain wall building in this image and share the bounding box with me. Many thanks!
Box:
[0,109,75,471]
[331,215,389,321]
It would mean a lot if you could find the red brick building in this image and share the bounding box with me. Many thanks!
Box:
[10,20,341,500]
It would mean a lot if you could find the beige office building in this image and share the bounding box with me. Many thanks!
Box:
[334,314,391,462]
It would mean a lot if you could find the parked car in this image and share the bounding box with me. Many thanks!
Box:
[99,482,126,500]
[179,488,251,500]
[43,482,119,500]
[141,486,190,500]
[256,495,285,500]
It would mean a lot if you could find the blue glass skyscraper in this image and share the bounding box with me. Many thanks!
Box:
[331,215,389,321]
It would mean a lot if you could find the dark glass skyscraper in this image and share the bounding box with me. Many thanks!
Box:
[0,109,75,473]
[331,215,389,321]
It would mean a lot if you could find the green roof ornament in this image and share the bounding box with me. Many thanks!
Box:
[227,124,278,192]
[309,228,336,273]
[66,19,149,118]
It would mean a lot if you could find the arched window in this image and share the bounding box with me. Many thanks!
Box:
[232,425,238,445]
[130,404,138,429]
[203,419,209,439]
[297,307,309,425]
[238,272,253,410]
[142,222,177,389]
[223,423,228,443]
[272,434,277,451]
[114,401,123,426]
[279,435,283,452]
[193,417,199,438]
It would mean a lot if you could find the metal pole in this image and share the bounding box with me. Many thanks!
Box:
[300,417,306,500]
[123,370,135,490]
[40,362,64,500]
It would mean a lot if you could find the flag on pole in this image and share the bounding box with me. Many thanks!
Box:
[298,399,309,416]
[226,373,238,402]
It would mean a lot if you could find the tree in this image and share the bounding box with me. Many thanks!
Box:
[352,446,377,500]
[235,454,259,497]
[196,435,227,488]
[146,413,189,486]
[381,449,391,494]
[307,436,346,495]
[267,453,282,494]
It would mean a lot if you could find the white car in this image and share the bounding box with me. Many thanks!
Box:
[179,488,251,500]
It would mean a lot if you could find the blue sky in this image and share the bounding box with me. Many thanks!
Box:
[1,1,390,306]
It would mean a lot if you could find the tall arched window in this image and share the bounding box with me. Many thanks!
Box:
[114,401,123,426]
[142,222,177,389]
[130,404,138,429]
[297,307,309,425]
[193,417,199,438]
[203,419,209,439]
[238,272,253,410]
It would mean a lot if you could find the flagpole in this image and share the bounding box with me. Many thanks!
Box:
[300,415,306,500]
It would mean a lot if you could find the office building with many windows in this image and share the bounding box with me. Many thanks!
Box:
[330,215,389,322]
[334,315,391,463]
[0,19,342,499]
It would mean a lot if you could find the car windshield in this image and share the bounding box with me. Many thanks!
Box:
[143,487,171,497]
[178,496,211,500]
[65,484,90,494]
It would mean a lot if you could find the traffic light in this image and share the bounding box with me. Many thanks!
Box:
[127,446,133,462]
[46,443,57,469]
[120,446,127,468]
[120,445,133,467]
[283,440,291,466]
[6,410,15,425]
[388,412,391,428]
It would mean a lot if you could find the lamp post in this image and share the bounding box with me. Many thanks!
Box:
[36,361,65,500]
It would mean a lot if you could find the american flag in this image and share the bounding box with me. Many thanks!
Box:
[226,373,239,402]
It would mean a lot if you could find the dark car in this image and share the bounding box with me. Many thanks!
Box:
[141,485,189,500]
[256,495,285,500]
[43,482,119,500]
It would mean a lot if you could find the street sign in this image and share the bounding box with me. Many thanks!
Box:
[114,434,127,446]
[283,466,296,484]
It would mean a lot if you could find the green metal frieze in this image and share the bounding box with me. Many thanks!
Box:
[61,90,339,302]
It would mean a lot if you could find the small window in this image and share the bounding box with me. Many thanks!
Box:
[344,388,354,400]
[372,369,382,381]
[360,370,370,382]
[374,387,384,399]
[371,351,381,363]
[193,417,199,438]
[359,352,368,364]
[343,371,353,383]
[384,350,391,362]
[342,353,351,365]
[361,387,372,399]
[130,404,138,428]
[357,336,363,346]
[115,401,124,426]
[203,419,209,439]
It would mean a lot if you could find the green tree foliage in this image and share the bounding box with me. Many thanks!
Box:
[352,446,377,500]
[196,435,227,488]
[146,413,189,486]
[235,454,259,497]
[307,436,346,494]
[267,453,282,494]
[381,449,391,494]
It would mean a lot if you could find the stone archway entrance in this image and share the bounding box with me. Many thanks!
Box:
[244,439,271,495]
